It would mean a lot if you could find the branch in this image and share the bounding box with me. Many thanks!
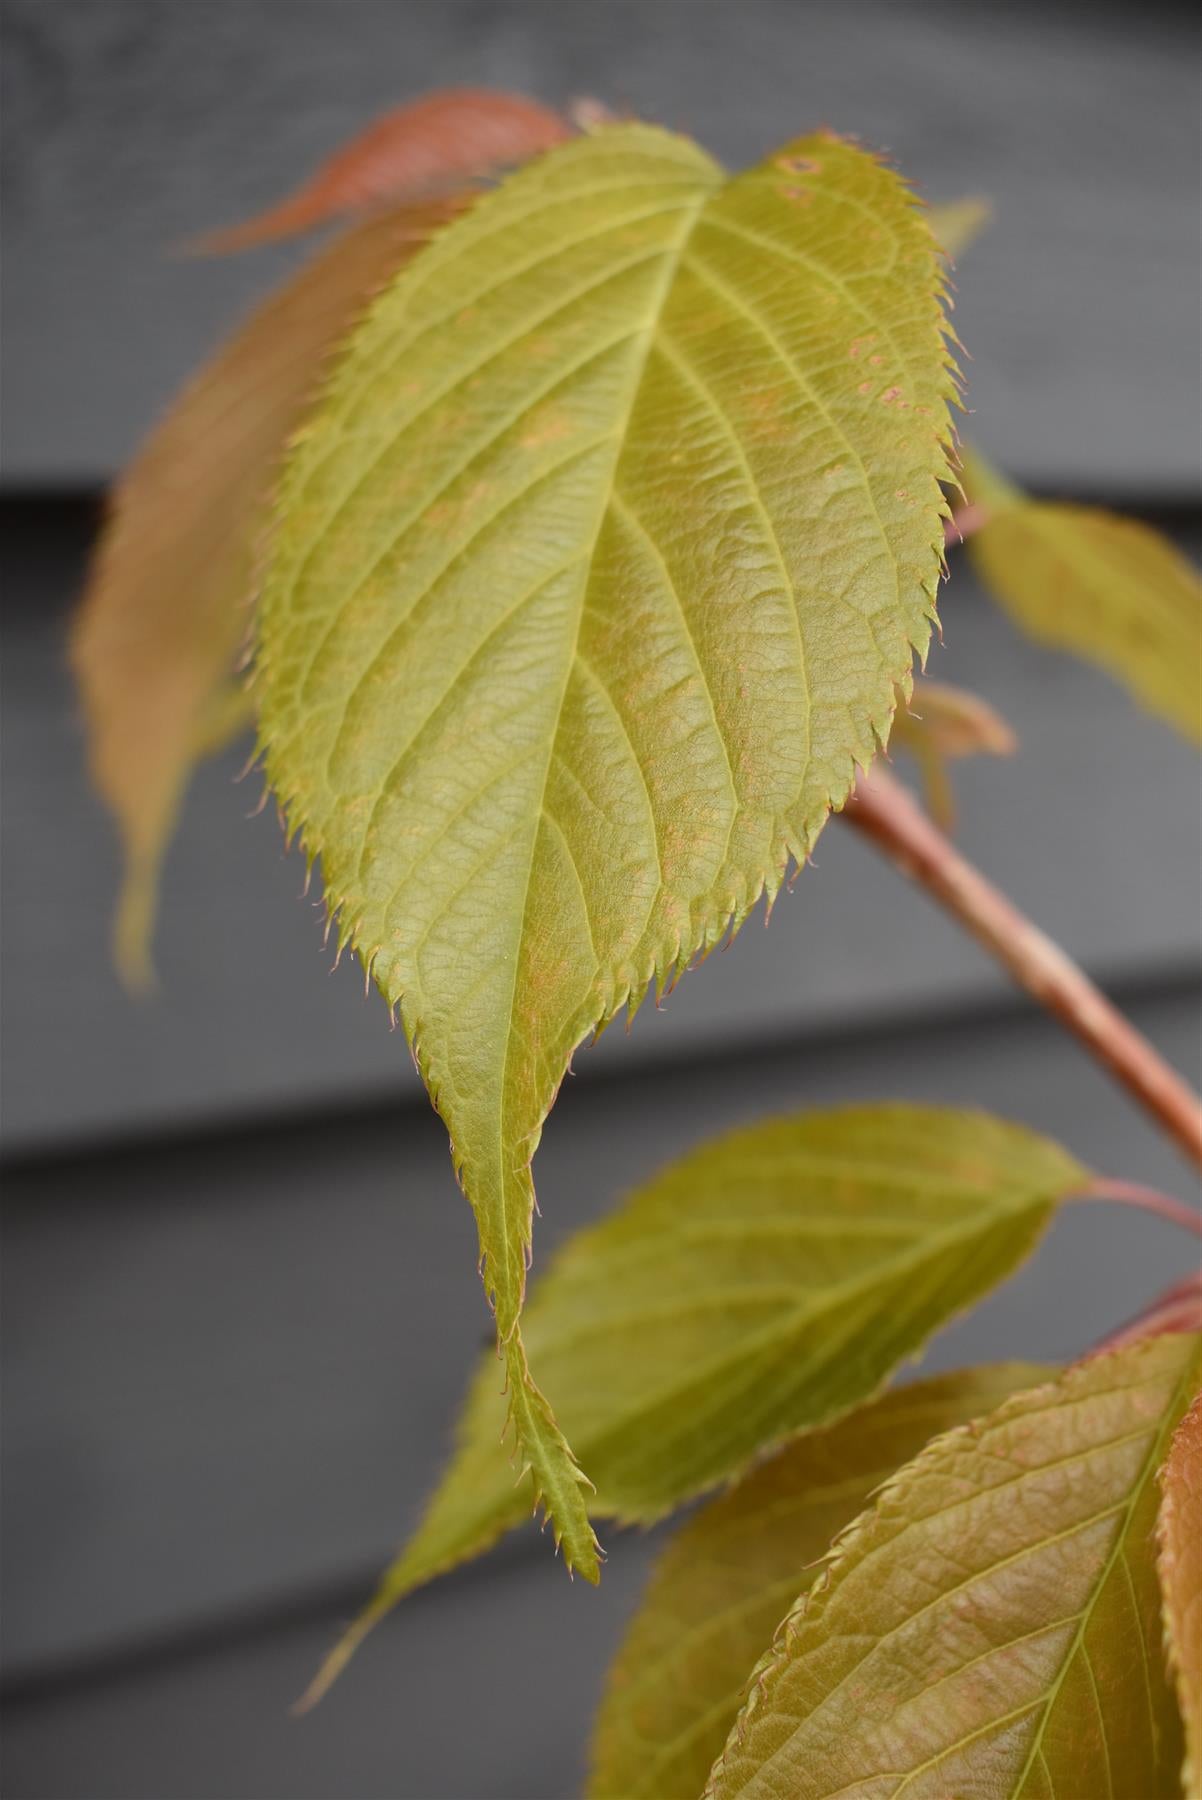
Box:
[842,767,1202,1174]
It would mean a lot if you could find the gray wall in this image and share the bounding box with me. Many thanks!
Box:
[2,3,1200,1797]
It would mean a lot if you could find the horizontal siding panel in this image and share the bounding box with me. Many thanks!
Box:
[4,989,1197,1682]
[2,0,1200,492]
[3,503,1199,1149]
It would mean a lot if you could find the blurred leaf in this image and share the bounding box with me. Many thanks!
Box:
[898,678,1017,760]
[72,197,459,987]
[1159,1389,1202,1796]
[588,1363,1049,1800]
[707,1331,1200,1800]
[193,87,572,252]
[256,122,959,1601]
[188,683,257,759]
[961,449,1202,743]
[302,1107,1082,1704]
[928,195,992,260]
[892,678,1017,828]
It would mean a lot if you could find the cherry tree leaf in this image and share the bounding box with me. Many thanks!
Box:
[1159,1390,1202,1795]
[589,1363,1049,1800]
[299,1107,1083,1704]
[193,88,572,252]
[891,678,1017,829]
[707,1331,1201,1800]
[1103,1273,1202,1356]
[897,679,1017,760]
[256,123,958,1590]
[72,198,459,986]
[961,449,1202,744]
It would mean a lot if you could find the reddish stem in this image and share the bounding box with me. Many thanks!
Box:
[842,767,1202,1175]
[1070,1180,1202,1240]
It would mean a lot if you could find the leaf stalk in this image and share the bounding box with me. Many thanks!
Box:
[843,767,1202,1174]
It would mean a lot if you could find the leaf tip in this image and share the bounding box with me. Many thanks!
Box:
[113,862,159,995]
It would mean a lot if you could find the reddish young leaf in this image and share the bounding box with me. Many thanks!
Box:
[73,196,462,985]
[194,87,573,252]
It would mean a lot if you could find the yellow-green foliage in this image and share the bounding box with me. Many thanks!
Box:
[708,1332,1200,1799]
[963,449,1202,743]
[302,1105,1082,1700]
[255,124,959,1576]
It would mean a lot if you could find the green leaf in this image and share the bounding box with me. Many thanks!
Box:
[72,196,459,986]
[301,1107,1084,1702]
[588,1363,1050,1800]
[256,122,958,1577]
[707,1331,1200,1800]
[1158,1389,1202,1796]
[960,449,1202,744]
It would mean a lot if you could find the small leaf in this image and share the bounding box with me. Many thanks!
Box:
[256,123,958,1577]
[891,678,1016,828]
[961,449,1202,743]
[898,679,1017,761]
[304,1107,1083,1697]
[193,88,572,252]
[72,197,458,985]
[588,1363,1050,1800]
[1159,1390,1202,1795]
[928,196,992,261]
[707,1331,1200,1800]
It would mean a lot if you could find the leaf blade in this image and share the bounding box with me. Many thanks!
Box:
[961,449,1202,743]
[256,123,958,1562]
[192,88,572,252]
[588,1364,1052,1800]
[706,1332,1200,1800]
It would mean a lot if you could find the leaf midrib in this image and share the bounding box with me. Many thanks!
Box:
[494,179,718,1321]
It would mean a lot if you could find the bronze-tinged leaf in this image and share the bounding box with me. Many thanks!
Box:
[194,88,572,253]
[707,1332,1201,1800]
[891,678,1016,828]
[256,122,959,1588]
[588,1365,1050,1800]
[960,449,1202,744]
[1159,1389,1202,1795]
[72,197,460,985]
